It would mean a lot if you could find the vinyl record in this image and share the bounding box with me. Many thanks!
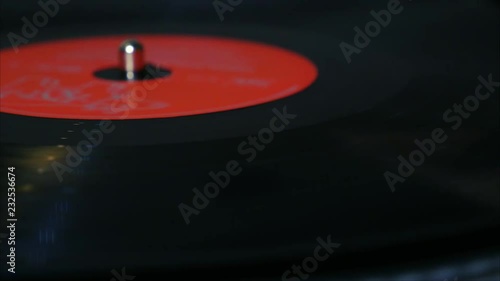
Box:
[0,18,498,281]
[0,22,412,145]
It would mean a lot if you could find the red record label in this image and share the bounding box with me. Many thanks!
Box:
[0,35,318,120]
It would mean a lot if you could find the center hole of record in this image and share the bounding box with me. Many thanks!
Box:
[93,64,171,81]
